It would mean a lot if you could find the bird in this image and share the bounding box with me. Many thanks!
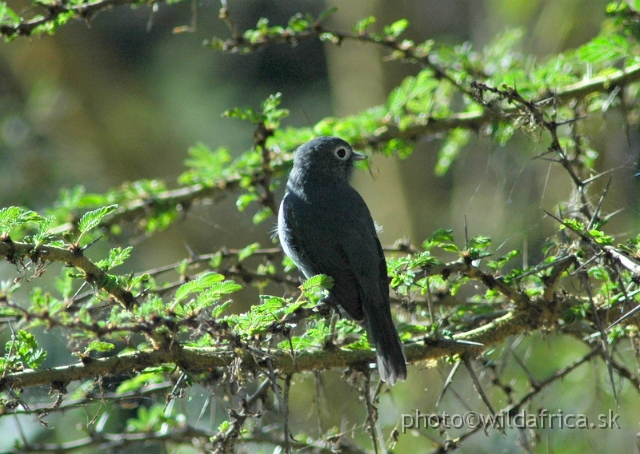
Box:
[277,136,407,384]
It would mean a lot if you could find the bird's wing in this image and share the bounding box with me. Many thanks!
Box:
[281,187,406,383]
[331,192,407,384]
[280,188,373,320]
[332,190,389,311]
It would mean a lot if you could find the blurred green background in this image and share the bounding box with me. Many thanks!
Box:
[1,0,639,452]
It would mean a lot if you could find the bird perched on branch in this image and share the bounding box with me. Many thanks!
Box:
[278,136,407,384]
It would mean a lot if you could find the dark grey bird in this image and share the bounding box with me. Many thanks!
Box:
[277,136,407,384]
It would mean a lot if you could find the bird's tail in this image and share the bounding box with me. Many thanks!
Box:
[364,306,407,385]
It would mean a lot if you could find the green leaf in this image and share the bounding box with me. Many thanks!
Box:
[96,246,133,270]
[210,251,223,269]
[423,229,455,249]
[55,270,74,299]
[436,128,470,176]
[578,35,630,64]
[179,144,232,185]
[238,242,260,261]
[223,106,262,123]
[607,325,625,344]
[281,254,297,272]
[223,295,288,336]
[203,280,242,299]
[589,229,613,245]
[4,331,47,370]
[174,278,240,314]
[0,207,43,234]
[85,340,115,354]
[488,249,520,271]
[288,14,310,33]
[116,365,175,394]
[217,420,232,433]
[262,92,289,129]
[212,300,233,318]
[316,6,338,23]
[252,207,273,225]
[492,122,515,146]
[0,4,20,27]
[409,251,443,268]
[353,16,376,34]
[236,193,260,212]
[78,205,118,234]
[383,19,409,39]
[278,319,331,350]
[57,185,86,210]
[33,216,54,245]
[561,218,585,233]
[441,244,459,253]
[174,272,226,303]
[283,296,308,315]
[468,235,491,250]
[389,268,415,291]
[302,274,334,293]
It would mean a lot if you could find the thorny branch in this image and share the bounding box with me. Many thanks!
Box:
[429,347,603,452]
[0,0,138,37]
[0,238,136,310]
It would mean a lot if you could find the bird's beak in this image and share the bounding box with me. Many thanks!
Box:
[353,151,367,161]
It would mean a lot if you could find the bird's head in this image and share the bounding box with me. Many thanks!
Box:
[290,136,367,187]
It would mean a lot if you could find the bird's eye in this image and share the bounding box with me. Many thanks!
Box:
[335,148,348,159]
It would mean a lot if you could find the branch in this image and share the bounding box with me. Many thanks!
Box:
[0,238,136,310]
[0,300,557,394]
[10,425,213,453]
[82,62,640,235]
[419,260,530,307]
[438,347,601,449]
[101,178,242,231]
[214,19,468,94]
[365,62,640,148]
[0,0,148,38]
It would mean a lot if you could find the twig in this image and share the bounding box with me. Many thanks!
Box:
[0,239,136,310]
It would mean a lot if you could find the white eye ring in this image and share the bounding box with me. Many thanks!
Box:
[334,147,349,160]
